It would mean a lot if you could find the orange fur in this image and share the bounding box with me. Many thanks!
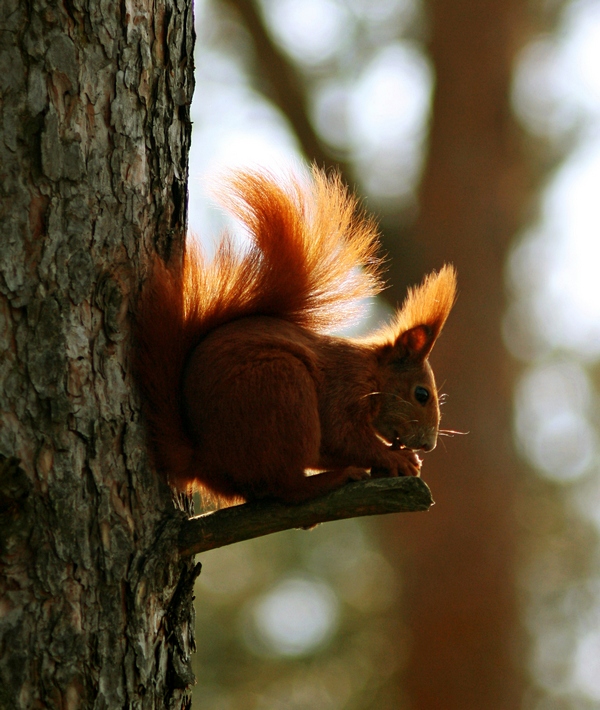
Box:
[134,167,456,504]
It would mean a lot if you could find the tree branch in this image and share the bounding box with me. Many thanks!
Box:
[178,476,433,556]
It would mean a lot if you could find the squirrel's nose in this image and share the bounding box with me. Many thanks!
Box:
[419,433,437,452]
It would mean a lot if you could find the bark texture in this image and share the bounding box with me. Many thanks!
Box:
[0,0,197,707]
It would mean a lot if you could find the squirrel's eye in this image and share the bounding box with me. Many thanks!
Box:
[414,386,430,405]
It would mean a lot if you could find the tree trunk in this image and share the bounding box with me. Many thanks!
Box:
[0,1,198,707]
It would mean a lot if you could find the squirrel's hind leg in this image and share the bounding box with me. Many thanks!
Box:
[185,348,321,501]
[267,466,370,504]
[185,346,370,503]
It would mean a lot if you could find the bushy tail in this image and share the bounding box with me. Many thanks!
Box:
[134,167,384,492]
[205,166,384,332]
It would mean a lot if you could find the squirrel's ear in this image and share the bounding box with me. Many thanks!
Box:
[388,264,456,361]
[396,325,436,361]
[373,265,456,363]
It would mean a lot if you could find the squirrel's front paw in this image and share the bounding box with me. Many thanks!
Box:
[344,466,371,483]
[371,449,423,478]
[390,449,422,477]
[397,449,422,477]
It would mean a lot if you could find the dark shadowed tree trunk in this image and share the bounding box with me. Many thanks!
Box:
[0,1,198,707]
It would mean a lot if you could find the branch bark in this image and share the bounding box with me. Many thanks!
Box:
[178,477,433,557]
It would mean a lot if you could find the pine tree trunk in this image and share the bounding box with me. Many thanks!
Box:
[0,1,198,707]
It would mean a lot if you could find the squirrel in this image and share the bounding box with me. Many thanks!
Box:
[134,167,456,505]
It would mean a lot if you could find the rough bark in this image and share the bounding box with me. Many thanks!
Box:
[0,1,197,707]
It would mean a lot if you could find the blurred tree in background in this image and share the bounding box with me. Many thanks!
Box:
[189,1,600,708]
[388,0,532,706]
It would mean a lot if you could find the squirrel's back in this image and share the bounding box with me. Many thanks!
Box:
[134,167,385,493]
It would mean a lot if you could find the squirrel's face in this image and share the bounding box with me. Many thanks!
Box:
[372,359,440,453]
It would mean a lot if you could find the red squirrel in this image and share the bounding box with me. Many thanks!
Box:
[135,168,456,505]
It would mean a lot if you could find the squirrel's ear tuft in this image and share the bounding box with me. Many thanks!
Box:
[380,265,456,361]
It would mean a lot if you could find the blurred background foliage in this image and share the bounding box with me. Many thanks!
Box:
[188,0,600,708]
